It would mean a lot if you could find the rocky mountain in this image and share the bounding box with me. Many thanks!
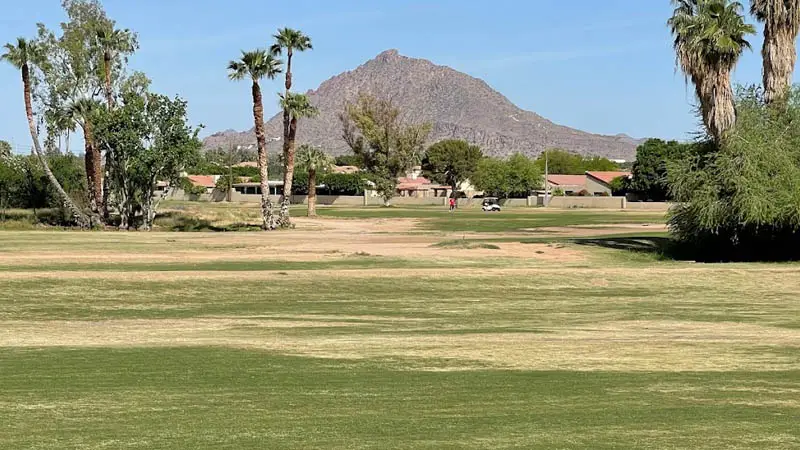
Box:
[204,49,641,160]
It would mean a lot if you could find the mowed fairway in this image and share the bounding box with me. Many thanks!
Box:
[1,206,799,449]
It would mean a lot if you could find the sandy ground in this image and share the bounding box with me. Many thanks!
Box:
[0,216,601,266]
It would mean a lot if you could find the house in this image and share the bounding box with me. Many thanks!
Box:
[396,167,450,198]
[546,175,587,195]
[585,171,631,196]
[186,175,219,194]
[232,181,284,196]
[233,161,259,168]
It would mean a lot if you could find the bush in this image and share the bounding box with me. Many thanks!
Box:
[577,189,591,197]
[290,172,367,196]
[598,191,611,197]
[668,86,800,261]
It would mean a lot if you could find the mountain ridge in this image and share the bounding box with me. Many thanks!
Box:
[203,49,642,160]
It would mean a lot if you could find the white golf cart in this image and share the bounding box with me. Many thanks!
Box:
[481,197,501,212]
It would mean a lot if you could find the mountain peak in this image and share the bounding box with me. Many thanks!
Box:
[376,49,401,61]
[203,50,640,160]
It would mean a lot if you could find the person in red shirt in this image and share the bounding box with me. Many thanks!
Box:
[449,197,456,212]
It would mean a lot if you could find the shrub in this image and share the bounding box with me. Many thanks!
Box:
[577,189,591,197]
[598,191,611,197]
[668,86,800,261]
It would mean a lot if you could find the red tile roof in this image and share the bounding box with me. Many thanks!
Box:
[586,171,631,185]
[333,165,360,174]
[187,175,217,188]
[397,176,432,185]
[547,175,586,186]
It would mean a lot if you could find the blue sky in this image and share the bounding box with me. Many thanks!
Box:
[0,0,790,153]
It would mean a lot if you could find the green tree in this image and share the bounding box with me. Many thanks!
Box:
[227,49,282,230]
[277,92,318,226]
[506,153,542,198]
[296,145,333,217]
[668,86,800,260]
[535,149,584,174]
[94,91,201,230]
[340,94,431,204]
[0,141,11,158]
[334,154,364,168]
[422,139,483,198]
[2,37,91,226]
[628,139,694,201]
[750,0,800,104]
[472,158,510,198]
[669,0,755,141]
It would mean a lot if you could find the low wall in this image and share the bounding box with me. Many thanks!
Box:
[625,201,672,211]
[366,196,447,206]
[546,196,626,209]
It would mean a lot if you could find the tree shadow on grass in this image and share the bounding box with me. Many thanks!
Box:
[572,237,693,261]
[154,212,262,232]
[573,236,800,263]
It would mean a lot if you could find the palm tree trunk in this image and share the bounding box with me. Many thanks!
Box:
[308,168,317,217]
[104,53,114,109]
[279,51,294,227]
[83,121,103,215]
[762,21,799,104]
[700,66,736,142]
[252,80,274,230]
[21,64,91,227]
[280,117,298,227]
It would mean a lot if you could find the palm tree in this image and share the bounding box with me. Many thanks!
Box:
[96,26,137,109]
[68,98,103,214]
[669,0,755,141]
[228,49,282,230]
[297,145,333,217]
[277,93,318,226]
[271,28,312,226]
[2,37,91,226]
[750,0,800,104]
[296,145,333,217]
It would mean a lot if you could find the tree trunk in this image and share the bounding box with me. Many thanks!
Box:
[83,121,103,215]
[104,53,114,109]
[762,17,799,105]
[699,66,736,143]
[21,64,92,227]
[279,117,298,228]
[252,80,274,230]
[308,168,317,217]
[279,52,294,228]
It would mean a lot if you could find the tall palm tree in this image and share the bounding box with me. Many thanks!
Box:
[669,0,755,141]
[271,28,312,226]
[277,93,318,226]
[96,26,137,110]
[68,98,103,214]
[228,49,282,230]
[296,145,333,217]
[750,0,800,104]
[2,37,91,226]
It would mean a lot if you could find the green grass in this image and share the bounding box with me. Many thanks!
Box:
[1,227,799,448]
[315,206,666,233]
[1,348,797,449]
